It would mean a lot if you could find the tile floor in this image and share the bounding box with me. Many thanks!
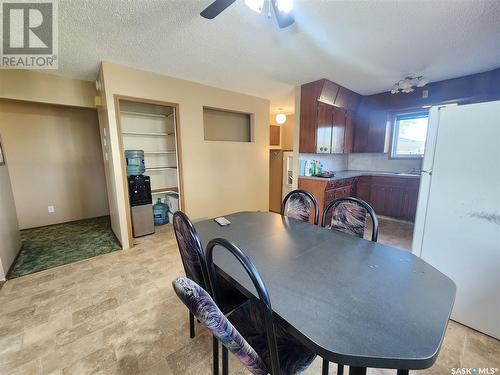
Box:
[0,218,498,374]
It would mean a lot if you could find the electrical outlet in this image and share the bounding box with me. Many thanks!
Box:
[48,205,55,213]
[422,89,429,98]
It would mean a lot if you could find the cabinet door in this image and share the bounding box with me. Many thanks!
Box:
[316,102,333,153]
[370,184,388,216]
[356,178,371,203]
[344,110,354,153]
[270,125,280,146]
[385,186,405,219]
[353,108,389,153]
[403,185,419,221]
[331,107,346,153]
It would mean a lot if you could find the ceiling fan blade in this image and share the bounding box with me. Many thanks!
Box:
[271,0,295,28]
[200,0,237,19]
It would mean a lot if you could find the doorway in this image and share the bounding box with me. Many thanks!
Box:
[115,97,183,245]
[0,99,119,278]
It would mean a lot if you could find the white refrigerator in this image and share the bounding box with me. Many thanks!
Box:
[412,101,500,339]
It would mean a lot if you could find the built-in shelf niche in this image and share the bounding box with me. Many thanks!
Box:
[203,107,252,142]
[119,101,180,204]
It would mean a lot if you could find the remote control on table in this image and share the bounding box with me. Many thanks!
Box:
[214,217,231,226]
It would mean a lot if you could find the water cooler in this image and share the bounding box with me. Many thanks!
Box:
[126,150,155,237]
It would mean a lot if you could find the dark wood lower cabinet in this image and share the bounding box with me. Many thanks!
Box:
[357,176,420,221]
[298,175,420,223]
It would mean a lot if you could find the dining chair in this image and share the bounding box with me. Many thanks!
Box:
[321,197,379,242]
[172,237,316,375]
[280,189,319,225]
[172,211,246,339]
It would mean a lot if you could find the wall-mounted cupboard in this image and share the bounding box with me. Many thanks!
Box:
[299,79,360,154]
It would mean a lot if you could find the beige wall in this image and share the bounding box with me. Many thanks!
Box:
[269,114,294,150]
[0,70,96,108]
[96,68,122,244]
[0,99,109,229]
[0,150,21,280]
[98,62,270,249]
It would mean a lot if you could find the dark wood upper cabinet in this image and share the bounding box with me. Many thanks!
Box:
[353,104,389,153]
[318,80,340,106]
[299,79,360,154]
[331,107,346,153]
[269,125,280,146]
[344,110,355,153]
[316,102,334,153]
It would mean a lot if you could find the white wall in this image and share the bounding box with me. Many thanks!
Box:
[0,156,20,280]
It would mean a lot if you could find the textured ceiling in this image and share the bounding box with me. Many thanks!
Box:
[57,0,500,113]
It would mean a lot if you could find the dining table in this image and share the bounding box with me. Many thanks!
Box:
[194,211,456,375]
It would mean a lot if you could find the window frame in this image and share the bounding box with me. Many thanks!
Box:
[390,110,429,159]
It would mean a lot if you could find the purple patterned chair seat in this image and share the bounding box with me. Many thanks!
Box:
[229,299,316,374]
[172,277,316,375]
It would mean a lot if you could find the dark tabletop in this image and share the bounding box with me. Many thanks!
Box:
[195,211,456,370]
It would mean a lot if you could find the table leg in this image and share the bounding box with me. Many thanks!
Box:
[189,312,195,338]
[222,346,228,375]
[349,367,367,375]
[321,359,329,375]
[212,336,219,375]
[396,371,409,375]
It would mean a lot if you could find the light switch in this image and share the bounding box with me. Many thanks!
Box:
[48,205,55,213]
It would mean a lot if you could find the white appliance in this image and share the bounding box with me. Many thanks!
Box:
[282,151,294,199]
[412,101,500,339]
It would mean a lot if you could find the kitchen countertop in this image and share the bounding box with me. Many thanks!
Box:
[299,170,421,181]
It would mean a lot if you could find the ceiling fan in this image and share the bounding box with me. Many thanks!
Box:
[200,0,295,29]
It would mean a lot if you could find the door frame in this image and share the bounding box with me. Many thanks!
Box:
[114,95,185,248]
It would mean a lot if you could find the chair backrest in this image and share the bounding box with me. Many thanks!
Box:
[172,276,267,375]
[206,238,281,375]
[172,211,210,290]
[322,197,379,242]
[280,189,319,225]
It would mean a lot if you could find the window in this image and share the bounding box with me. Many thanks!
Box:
[391,112,429,158]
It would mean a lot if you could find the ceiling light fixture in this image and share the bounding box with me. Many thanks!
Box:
[276,0,293,13]
[391,75,429,94]
[275,113,287,124]
[245,0,264,13]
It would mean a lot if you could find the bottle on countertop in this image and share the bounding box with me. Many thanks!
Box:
[304,160,312,176]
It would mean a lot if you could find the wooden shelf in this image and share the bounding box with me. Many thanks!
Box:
[121,110,174,118]
[146,167,177,171]
[122,131,174,136]
[151,187,179,194]
[144,151,176,155]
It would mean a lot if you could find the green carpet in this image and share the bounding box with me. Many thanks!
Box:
[9,216,121,279]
